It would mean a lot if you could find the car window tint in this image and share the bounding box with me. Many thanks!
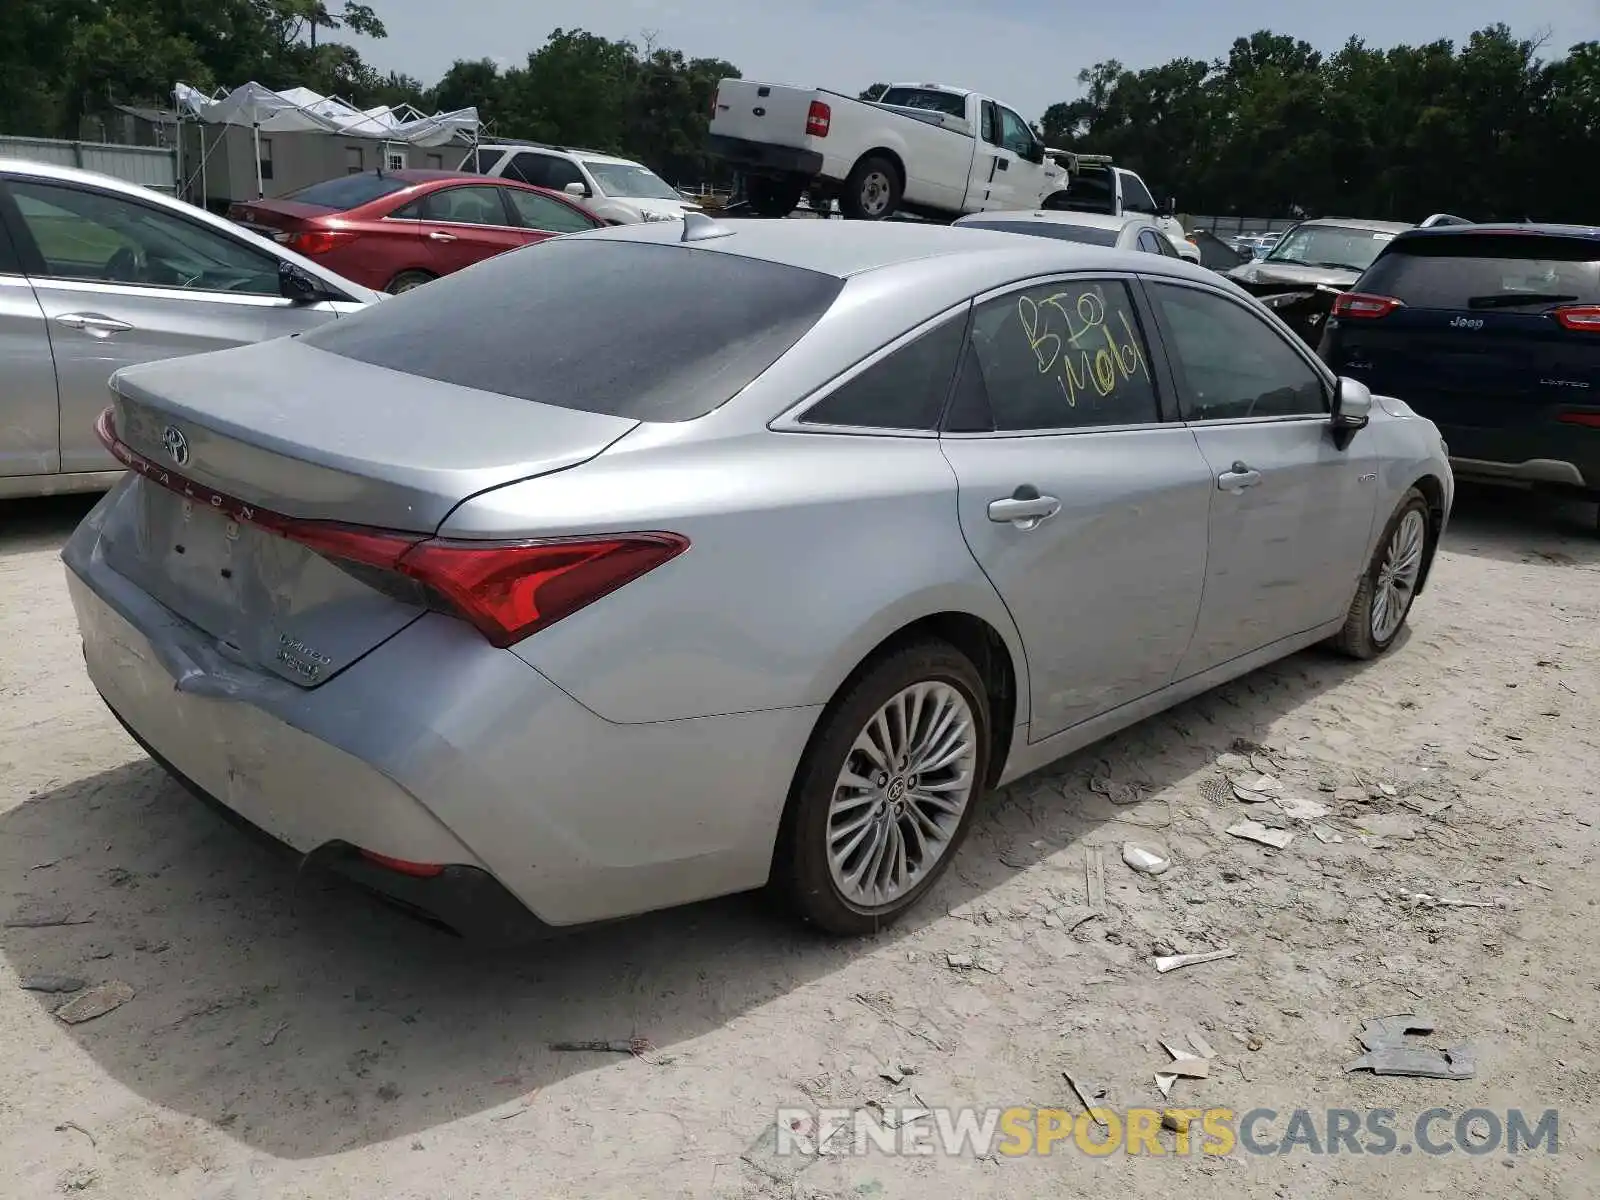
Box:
[1042,166,1115,214]
[800,313,965,430]
[541,158,587,191]
[506,153,551,187]
[1155,233,1181,258]
[1358,233,1600,308]
[959,220,1119,247]
[300,239,845,422]
[1120,172,1158,214]
[389,199,423,220]
[9,180,280,295]
[966,279,1160,430]
[1147,282,1328,420]
[505,189,596,233]
[0,212,21,274]
[877,87,967,120]
[421,186,507,226]
[1137,230,1162,255]
[280,172,413,210]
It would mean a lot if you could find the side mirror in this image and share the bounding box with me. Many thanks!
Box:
[564,181,590,198]
[278,261,335,304]
[1331,377,1372,447]
[1159,196,1177,218]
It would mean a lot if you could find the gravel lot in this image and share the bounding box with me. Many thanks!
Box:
[1,486,1597,1199]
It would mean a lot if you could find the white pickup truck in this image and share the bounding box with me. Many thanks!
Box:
[1041,150,1200,264]
[708,80,1069,221]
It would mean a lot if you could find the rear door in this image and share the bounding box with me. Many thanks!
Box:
[939,274,1212,741]
[0,217,59,478]
[1143,279,1377,675]
[412,184,530,276]
[0,174,355,475]
[1324,230,1600,462]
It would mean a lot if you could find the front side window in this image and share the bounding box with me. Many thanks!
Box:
[997,107,1034,158]
[958,278,1160,431]
[420,185,509,226]
[9,180,280,295]
[1120,172,1158,214]
[799,312,966,431]
[505,189,597,234]
[1146,282,1328,420]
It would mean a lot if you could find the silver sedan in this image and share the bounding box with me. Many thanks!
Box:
[0,159,375,500]
[62,216,1453,941]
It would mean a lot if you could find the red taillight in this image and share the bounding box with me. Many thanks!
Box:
[290,229,356,255]
[1558,411,1600,427]
[1554,304,1600,332]
[94,406,688,648]
[358,850,445,878]
[806,100,831,138]
[1331,292,1404,320]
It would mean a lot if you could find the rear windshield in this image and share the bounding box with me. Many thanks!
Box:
[876,88,967,119]
[1360,233,1600,309]
[280,173,414,211]
[299,239,845,421]
[962,220,1119,247]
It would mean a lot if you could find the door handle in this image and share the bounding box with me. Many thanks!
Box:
[1216,461,1262,492]
[428,231,457,242]
[996,158,1009,171]
[55,312,133,337]
[988,485,1061,530]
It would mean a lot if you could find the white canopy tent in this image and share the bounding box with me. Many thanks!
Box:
[173,81,480,198]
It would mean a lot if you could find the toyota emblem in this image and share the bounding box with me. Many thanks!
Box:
[161,425,190,466]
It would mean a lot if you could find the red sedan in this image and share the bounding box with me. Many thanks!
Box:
[227,170,604,293]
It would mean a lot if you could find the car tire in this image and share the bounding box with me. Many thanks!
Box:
[840,155,902,221]
[745,175,805,219]
[775,640,991,936]
[387,270,436,294]
[1331,488,1431,660]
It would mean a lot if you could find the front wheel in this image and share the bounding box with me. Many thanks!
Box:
[1331,488,1431,659]
[776,641,990,935]
[386,269,436,294]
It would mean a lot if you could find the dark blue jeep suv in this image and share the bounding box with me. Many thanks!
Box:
[1318,224,1600,521]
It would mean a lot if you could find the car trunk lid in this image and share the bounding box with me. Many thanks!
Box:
[710,80,823,148]
[98,337,639,687]
[227,198,331,242]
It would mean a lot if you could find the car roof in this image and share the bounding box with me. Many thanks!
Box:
[476,143,641,166]
[1393,222,1600,242]
[581,216,1210,286]
[958,210,1141,231]
[1294,217,1416,234]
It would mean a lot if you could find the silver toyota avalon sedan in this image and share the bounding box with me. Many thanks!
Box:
[62,215,1453,941]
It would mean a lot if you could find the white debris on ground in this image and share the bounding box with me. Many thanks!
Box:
[0,488,1596,1200]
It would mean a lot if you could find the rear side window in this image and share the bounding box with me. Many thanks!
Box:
[962,220,1119,247]
[1359,233,1600,309]
[957,279,1160,431]
[280,173,413,211]
[300,239,845,422]
[800,313,966,431]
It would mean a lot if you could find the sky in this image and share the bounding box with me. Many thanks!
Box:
[352,0,1593,123]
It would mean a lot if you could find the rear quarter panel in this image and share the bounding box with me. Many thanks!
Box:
[438,426,1027,726]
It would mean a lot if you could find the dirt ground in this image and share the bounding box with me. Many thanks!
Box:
[1,485,1596,1200]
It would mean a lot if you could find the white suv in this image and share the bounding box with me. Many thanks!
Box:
[462,144,700,225]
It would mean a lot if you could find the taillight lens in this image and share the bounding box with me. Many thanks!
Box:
[1331,292,1404,320]
[94,406,688,648]
[1558,411,1600,428]
[1554,305,1600,332]
[290,229,356,255]
[806,101,831,137]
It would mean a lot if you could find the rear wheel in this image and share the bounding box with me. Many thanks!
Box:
[840,155,901,220]
[387,269,436,294]
[745,175,805,218]
[776,641,990,935]
[1331,488,1431,659]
